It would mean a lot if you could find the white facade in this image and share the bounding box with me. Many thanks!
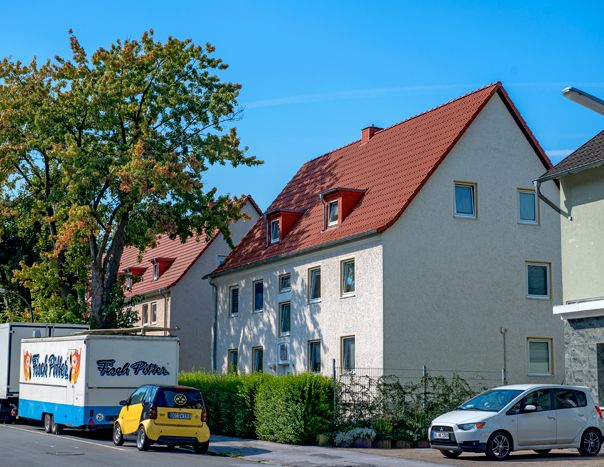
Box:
[212,93,563,385]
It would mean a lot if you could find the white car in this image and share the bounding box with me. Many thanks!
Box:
[429,384,603,460]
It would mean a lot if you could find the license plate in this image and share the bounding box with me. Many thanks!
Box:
[168,412,192,420]
[432,431,449,440]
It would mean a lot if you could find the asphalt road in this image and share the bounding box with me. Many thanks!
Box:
[0,422,254,467]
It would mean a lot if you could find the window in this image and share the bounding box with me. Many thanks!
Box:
[554,388,587,409]
[253,280,264,312]
[341,336,355,370]
[454,182,477,218]
[527,262,550,299]
[518,190,538,224]
[229,287,239,317]
[327,200,339,226]
[252,347,264,373]
[126,275,132,290]
[308,340,321,373]
[217,255,228,267]
[279,273,291,293]
[270,219,280,244]
[151,302,157,324]
[227,349,238,373]
[528,338,553,376]
[129,386,148,405]
[509,388,553,414]
[142,304,149,325]
[308,267,321,302]
[341,259,355,296]
[279,302,291,336]
[153,262,159,281]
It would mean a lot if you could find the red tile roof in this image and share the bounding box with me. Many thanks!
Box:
[121,196,261,295]
[214,83,551,276]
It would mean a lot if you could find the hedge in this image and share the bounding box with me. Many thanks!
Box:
[179,371,333,444]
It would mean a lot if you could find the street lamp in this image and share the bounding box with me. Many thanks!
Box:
[0,287,34,323]
[562,87,604,115]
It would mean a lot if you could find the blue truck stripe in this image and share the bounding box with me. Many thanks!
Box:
[18,399,120,427]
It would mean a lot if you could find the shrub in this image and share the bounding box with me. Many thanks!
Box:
[334,428,376,447]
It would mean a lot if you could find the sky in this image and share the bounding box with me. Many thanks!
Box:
[1,0,602,209]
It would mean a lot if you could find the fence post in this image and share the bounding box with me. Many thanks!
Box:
[332,358,337,431]
[422,365,428,409]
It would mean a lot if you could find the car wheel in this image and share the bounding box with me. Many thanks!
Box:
[440,449,462,458]
[486,431,512,461]
[578,428,602,456]
[534,449,551,455]
[51,420,63,436]
[194,441,209,454]
[136,425,151,451]
[113,422,124,446]
[43,414,53,433]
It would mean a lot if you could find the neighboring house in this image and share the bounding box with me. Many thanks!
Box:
[208,83,563,385]
[120,196,261,371]
[537,130,604,403]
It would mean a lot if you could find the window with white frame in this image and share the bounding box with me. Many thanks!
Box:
[151,302,157,324]
[308,267,321,302]
[527,262,550,299]
[454,182,477,218]
[308,340,321,373]
[126,274,132,290]
[229,286,239,317]
[341,336,355,370]
[327,200,339,226]
[279,302,291,336]
[153,262,159,281]
[518,189,538,224]
[279,273,291,293]
[252,347,263,373]
[253,280,264,312]
[341,259,355,296]
[270,219,280,244]
[528,338,552,375]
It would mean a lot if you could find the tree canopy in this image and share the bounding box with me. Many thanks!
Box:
[0,30,259,327]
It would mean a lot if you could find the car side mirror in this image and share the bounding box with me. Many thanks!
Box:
[119,400,128,406]
[523,404,537,412]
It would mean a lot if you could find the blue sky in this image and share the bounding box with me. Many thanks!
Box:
[1,0,603,209]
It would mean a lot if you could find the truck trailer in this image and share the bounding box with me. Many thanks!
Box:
[18,334,179,433]
[0,322,89,421]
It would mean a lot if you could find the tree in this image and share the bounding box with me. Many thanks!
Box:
[0,30,259,327]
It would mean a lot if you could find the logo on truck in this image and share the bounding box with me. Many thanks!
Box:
[23,351,31,381]
[96,359,170,377]
[22,348,82,383]
[70,349,81,384]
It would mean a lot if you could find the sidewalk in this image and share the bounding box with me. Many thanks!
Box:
[209,435,440,466]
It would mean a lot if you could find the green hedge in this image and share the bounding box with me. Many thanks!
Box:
[179,371,333,444]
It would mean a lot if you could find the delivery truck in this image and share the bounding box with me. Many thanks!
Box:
[18,334,179,433]
[0,322,89,421]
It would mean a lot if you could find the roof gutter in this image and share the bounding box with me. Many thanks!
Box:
[205,229,380,280]
[533,179,572,221]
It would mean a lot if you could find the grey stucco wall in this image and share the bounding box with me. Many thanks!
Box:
[560,165,604,303]
[382,93,563,385]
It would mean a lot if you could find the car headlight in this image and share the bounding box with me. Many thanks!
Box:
[457,422,486,431]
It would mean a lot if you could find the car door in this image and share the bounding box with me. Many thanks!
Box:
[511,389,556,446]
[554,388,588,444]
[121,386,147,435]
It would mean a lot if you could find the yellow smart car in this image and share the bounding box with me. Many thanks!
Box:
[113,385,210,453]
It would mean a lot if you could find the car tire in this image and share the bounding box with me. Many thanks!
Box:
[136,425,151,451]
[51,420,63,436]
[485,431,512,461]
[578,428,602,457]
[534,449,551,455]
[440,449,462,458]
[43,414,53,433]
[194,441,209,454]
[113,422,124,446]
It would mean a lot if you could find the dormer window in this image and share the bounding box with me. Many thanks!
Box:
[270,219,280,244]
[327,200,339,227]
[153,262,159,281]
[126,275,133,290]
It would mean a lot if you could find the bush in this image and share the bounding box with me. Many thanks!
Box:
[334,427,376,447]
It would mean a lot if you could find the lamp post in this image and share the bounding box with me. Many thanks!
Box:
[562,87,604,115]
[0,287,34,323]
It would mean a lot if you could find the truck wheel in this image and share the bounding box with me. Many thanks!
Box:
[113,422,124,446]
[43,414,53,433]
[194,441,209,454]
[51,420,63,436]
[136,426,151,451]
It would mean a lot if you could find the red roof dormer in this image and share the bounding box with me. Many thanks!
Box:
[320,188,365,229]
[149,257,175,281]
[265,210,305,245]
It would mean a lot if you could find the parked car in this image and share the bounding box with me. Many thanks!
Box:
[429,384,603,460]
[113,385,209,453]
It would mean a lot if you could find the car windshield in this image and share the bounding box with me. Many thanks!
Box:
[458,389,524,412]
[155,388,204,409]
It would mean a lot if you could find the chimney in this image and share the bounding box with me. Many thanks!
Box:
[361,125,382,143]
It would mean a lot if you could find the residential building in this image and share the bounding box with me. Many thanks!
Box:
[537,130,604,403]
[120,196,261,371]
[209,83,563,385]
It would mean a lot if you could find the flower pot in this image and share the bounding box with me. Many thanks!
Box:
[372,439,392,449]
[353,438,372,448]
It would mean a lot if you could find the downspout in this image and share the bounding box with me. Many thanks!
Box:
[533,180,572,221]
[159,288,170,336]
[210,278,218,372]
